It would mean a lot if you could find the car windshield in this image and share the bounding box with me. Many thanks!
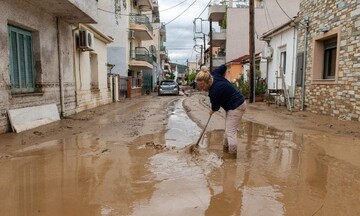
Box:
[160,81,175,86]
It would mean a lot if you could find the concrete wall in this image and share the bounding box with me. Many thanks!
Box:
[296,0,360,121]
[74,25,112,113]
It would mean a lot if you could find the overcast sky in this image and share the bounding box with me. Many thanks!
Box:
[157,0,212,65]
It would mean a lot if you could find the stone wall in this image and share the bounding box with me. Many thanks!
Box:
[296,0,360,121]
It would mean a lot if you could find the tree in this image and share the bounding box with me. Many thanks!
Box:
[188,69,196,83]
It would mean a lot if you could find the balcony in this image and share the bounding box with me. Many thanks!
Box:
[160,45,167,60]
[129,13,153,41]
[27,0,98,23]
[208,4,226,21]
[211,29,226,47]
[159,23,166,41]
[212,50,226,67]
[135,0,154,12]
[129,47,153,69]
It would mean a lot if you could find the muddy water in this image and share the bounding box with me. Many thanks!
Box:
[0,100,360,216]
[164,99,202,148]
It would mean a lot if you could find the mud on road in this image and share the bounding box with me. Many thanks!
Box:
[0,91,360,216]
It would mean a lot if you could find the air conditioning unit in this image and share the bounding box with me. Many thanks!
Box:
[262,46,273,60]
[128,30,135,39]
[79,30,94,51]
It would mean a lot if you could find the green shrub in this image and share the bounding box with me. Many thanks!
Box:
[232,77,267,98]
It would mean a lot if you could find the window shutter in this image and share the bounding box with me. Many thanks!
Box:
[8,25,34,93]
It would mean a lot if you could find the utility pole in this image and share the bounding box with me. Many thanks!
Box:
[203,33,206,65]
[249,0,255,103]
[200,45,203,66]
[209,19,213,73]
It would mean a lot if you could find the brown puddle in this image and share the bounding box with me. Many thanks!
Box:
[0,99,360,216]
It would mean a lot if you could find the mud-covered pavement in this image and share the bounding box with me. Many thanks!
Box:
[0,90,360,216]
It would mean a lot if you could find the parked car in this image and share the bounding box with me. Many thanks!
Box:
[158,80,179,96]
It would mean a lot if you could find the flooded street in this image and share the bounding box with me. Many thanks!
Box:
[0,93,360,216]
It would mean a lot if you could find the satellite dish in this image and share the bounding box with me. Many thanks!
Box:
[149,45,157,54]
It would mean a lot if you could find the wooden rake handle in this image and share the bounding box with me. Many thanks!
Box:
[195,112,213,146]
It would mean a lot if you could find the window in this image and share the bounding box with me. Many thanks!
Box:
[90,53,99,89]
[323,38,336,79]
[8,25,35,93]
[280,51,287,75]
[312,28,339,83]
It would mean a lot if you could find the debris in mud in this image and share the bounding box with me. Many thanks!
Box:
[145,141,167,150]
[0,153,11,160]
[80,149,111,157]
[33,131,43,136]
[101,149,110,153]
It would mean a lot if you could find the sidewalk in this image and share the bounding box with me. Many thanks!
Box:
[183,91,360,139]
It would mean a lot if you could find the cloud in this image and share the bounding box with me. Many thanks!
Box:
[158,0,210,65]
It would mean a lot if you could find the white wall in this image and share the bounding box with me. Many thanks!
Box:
[267,27,297,97]
[96,0,129,77]
[74,26,112,112]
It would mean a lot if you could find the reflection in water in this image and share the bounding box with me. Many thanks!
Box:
[205,121,360,216]
[0,134,128,216]
[205,163,242,216]
[241,186,284,216]
[132,152,211,216]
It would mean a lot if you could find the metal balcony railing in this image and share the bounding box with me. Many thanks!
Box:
[130,47,155,64]
[129,13,153,34]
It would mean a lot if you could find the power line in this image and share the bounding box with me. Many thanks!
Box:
[164,0,198,26]
[159,0,188,12]
[196,0,212,18]
[263,0,274,28]
[274,0,294,21]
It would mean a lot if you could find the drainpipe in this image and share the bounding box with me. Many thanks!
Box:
[57,17,64,118]
[290,25,296,104]
[266,42,270,91]
[72,24,80,107]
[301,16,309,111]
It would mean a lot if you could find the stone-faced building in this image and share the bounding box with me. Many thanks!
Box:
[296,0,360,121]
